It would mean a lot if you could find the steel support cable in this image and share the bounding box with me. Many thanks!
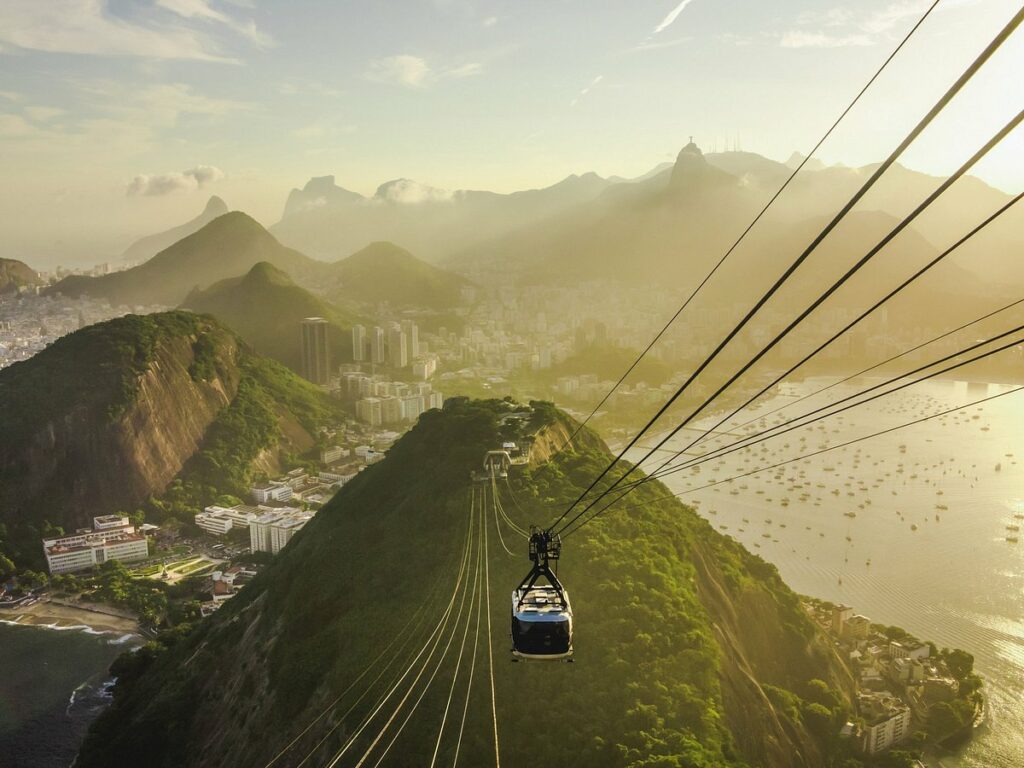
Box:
[365,499,483,768]
[293,577,447,768]
[263,568,442,768]
[451,503,486,768]
[712,292,1024,446]
[622,387,1024,507]
[562,330,1024,537]
[550,23,1024,537]
[493,476,529,540]
[322,498,476,768]
[642,174,1024,484]
[331,502,476,768]
[556,0,942,452]
[292,515,467,768]
[428,498,487,768]
[493,481,528,537]
[489,477,519,556]
[632,292,1024,478]
[482,479,502,768]
[557,195,1024,516]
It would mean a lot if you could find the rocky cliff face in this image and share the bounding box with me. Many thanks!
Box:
[0,312,336,563]
[0,315,243,534]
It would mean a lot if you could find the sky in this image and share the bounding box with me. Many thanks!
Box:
[0,0,1021,268]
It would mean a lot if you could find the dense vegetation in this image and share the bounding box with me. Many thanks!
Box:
[182,261,360,373]
[151,352,342,524]
[78,399,853,768]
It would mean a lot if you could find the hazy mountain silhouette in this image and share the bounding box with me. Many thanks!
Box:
[120,196,229,264]
[49,212,321,307]
[0,258,40,293]
[270,170,624,261]
[320,241,471,310]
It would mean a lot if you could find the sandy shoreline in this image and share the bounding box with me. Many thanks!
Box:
[0,597,140,636]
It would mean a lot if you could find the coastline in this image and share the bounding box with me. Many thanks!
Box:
[0,597,140,638]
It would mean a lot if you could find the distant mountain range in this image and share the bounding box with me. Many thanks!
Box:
[270,170,626,261]
[49,212,318,307]
[51,210,472,318]
[266,145,1018,300]
[182,262,361,373]
[120,196,229,264]
[444,143,1017,331]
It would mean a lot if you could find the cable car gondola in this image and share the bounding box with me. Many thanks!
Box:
[511,528,573,661]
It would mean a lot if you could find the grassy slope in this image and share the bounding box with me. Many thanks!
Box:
[77,399,849,768]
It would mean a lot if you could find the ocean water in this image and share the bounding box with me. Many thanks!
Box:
[637,378,1024,767]
[0,622,132,768]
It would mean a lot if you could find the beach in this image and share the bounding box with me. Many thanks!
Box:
[1,597,140,636]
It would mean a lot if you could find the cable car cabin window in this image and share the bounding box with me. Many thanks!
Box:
[512,615,571,655]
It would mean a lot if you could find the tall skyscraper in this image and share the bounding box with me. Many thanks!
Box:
[352,324,366,362]
[388,325,408,368]
[370,326,386,364]
[401,319,419,358]
[300,317,331,385]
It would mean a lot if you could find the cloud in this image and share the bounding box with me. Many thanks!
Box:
[0,90,21,101]
[157,0,275,48]
[652,0,699,35]
[376,179,453,204]
[781,30,874,48]
[782,1,950,49]
[24,106,65,122]
[366,55,432,87]
[126,165,224,196]
[482,16,499,28]
[365,55,483,88]
[630,35,692,53]
[570,75,604,107]
[0,0,240,62]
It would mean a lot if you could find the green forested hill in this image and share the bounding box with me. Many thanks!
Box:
[0,311,342,568]
[77,399,859,768]
[182,261,361,373]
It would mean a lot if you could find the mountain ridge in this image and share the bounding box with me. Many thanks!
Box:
[182,261,361,372]
[120,196,230,264]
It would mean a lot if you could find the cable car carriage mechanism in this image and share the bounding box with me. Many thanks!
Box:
[511,527,573,661]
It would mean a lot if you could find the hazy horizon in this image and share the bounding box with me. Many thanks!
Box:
[1,0,1021,268]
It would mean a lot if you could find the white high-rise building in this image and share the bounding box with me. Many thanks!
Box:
[401,320,419,358]
[388,325,408,368]
[352,324,367,362]
[370,326,386,364]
